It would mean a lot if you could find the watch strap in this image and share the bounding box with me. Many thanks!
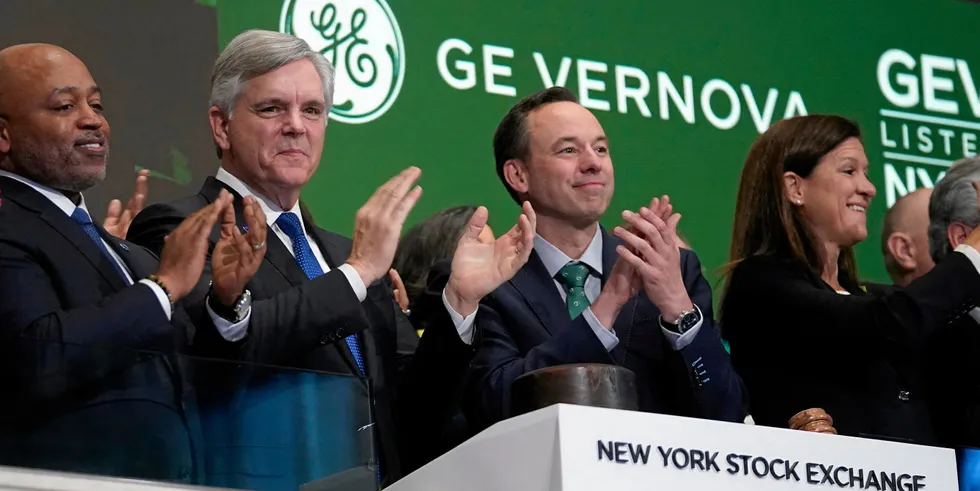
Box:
[208,288,249,322]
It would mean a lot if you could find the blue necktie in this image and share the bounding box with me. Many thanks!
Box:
[71,207,127,281]
[276,212,381,482]
[275,212,366,374]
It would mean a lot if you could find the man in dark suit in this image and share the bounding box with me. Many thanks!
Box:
[0,43,264,482]
[127,30,536,487]
[921,156,980,448]
[460,87,745,430]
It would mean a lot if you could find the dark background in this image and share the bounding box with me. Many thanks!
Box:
[0,0,220,221]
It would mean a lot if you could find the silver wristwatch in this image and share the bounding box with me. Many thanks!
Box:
[229,289,252,322]
[662,306,701,334]
[209,288,252,323]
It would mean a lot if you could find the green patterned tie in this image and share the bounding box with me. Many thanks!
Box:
[556,261,593,319]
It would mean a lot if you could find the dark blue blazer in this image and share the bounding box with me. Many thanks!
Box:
[464,228,745,430]
[0,176,201,482]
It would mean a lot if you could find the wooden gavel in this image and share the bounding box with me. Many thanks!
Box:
[788,408,837,435]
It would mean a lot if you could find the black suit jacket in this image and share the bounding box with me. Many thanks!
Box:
[0,176,200,482]
[127,176,476,485]
[924,304,980,448]
[722,253,980,445]
[464,228,745,431]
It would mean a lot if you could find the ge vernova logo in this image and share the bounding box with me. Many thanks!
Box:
[280,0,406,124]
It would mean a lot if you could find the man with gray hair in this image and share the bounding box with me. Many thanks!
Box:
[922,156,980,449]
[128,29,537,488]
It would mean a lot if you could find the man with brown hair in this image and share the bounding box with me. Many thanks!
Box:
[460,87,744,430]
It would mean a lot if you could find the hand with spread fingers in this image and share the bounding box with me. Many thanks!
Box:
[104,169,149,239]
[444,202,537,317]
[346,167,424,286]
[211,195,268,306]
[154,190,234,302]
[613,202,693,321]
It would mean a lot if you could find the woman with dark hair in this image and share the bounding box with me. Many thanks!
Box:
[721,114,980,445]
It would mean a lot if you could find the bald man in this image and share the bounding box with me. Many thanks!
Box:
[881,188,935,286]
[0,44,263,482]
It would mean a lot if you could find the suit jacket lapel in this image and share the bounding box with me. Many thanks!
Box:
[199,176,312,287]
[0,177,129,291]
[303,210,347,271]
[102,233,151,279]
[262,234,312,286]
[509,251,570,336]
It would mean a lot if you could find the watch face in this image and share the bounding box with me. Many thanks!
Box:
[679,310,701,332]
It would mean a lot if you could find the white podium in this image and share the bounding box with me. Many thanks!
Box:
[389,404,956,491]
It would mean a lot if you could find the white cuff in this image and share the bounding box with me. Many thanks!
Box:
[207,296,251,342]
[582,307,619,351]
[659,304,704,351]
[442,288,477,345]
[139,279,172,321]
[955,245,980,274]
[338,263,368,302]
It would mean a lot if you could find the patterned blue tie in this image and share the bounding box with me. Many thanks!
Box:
[276,212,366,374]
[71,207,127,281]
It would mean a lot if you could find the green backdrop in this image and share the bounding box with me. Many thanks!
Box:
[215,0,980,288]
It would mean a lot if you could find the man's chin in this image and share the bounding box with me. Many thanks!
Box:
[59,169,106,193]
[272,167,316,188]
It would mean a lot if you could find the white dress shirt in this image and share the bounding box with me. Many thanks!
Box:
[0,170,252,332]
[446,226,703,351]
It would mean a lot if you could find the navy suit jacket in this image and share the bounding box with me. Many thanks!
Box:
[0,176,201,482]
[464,228,744,430]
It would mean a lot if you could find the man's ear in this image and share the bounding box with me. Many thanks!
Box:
[783,171,805,206]
[0,116,10,155]
[208,106,231,154]
[885,232,916,271]
[503,159,529,195]
[948,222,975,250]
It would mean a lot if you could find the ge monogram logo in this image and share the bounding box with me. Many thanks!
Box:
[280,0,405,124]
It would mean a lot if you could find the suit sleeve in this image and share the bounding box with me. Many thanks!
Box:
[0,238,176,400]
[392,260,477,472]
[464,295,615,432]
[128,203,374,366]
[728,253,980,354]
[666,250,745,422]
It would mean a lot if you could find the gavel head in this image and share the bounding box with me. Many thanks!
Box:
[510,363,639,416]
[788,408,838,435]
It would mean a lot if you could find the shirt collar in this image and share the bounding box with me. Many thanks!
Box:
[0,169,91,218]
[215,167,304,230]
[970,308,980,325]
[533,226,604,279]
